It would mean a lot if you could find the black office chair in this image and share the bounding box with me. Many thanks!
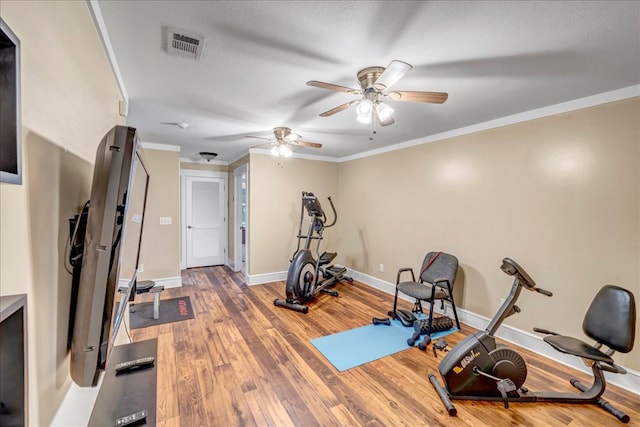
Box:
[391,251,461,334]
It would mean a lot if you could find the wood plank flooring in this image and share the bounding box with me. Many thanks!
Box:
[128,266,640,426]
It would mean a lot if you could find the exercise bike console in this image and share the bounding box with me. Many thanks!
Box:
[429,257,636,423]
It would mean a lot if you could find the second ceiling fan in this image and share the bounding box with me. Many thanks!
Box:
[246,127,322,158]
[307,60,448,127]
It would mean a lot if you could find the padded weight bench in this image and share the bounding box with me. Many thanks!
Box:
[119,281,165,319]
[135,280,165,319]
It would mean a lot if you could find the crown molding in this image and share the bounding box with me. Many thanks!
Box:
[249,147,338,163]
[140,141,181,152]
[338,85,640,163]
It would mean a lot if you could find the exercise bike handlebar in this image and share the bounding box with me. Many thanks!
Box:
[500,257,553,297]
[486,258,552,336]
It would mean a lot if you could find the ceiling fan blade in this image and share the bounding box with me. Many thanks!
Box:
[307,80,361,95]
[245,135,273,141]
[319,100,359,117]
[373,60,412,91]
[291,140,322,148]
[249,141,275,149]
[387,91,449,104]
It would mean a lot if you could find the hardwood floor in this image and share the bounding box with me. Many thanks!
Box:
[129,266,640,426]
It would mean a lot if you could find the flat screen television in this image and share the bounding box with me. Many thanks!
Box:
[70,125,149,387]
[0,18,22,185]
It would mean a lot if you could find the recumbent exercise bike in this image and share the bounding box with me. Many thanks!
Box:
[274,191,352,313]
[429,257,636,423]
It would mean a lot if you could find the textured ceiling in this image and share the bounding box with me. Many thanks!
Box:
[94,1,640,162]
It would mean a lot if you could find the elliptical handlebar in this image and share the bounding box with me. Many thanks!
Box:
[324,196,338,228]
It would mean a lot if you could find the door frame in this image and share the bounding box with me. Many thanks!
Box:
[233,163,249,275]
[180,169,228,269]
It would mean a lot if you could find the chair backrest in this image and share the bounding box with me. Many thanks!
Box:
[420,252,458,287]
[583,285,636,353]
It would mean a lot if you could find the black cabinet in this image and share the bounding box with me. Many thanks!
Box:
[89,339,157,426]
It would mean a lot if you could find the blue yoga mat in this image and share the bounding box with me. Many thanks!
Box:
[311,317,458,371]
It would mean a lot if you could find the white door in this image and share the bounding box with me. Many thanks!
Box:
[185,176,225,267]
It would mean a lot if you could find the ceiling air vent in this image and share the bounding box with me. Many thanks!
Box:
[164,27,205,60]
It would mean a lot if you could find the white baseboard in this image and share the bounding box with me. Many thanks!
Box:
[246,270,287,285]
[346,268,640,396]
[152,276,182,288]
[50,375,103,427]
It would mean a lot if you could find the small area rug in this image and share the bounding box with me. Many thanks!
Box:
[129,296,195,329]
[311,317,458,371]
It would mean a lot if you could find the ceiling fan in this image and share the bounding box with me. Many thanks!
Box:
[245,127,322,158]
[307,60,448,128]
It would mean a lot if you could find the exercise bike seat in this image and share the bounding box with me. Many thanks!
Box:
[543,335,614,364]
[541,284,635,365]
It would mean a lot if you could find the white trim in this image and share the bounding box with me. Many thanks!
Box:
[338,85,640,163]
[249,148,338,163]
[228,151,251,165]
[179,169,228,178]
[140,142,181,152]
[246,271,287,285]
[233,163,249,276]
[179,156,228,166]
[50,375,103,426]
[86,0,128,103]
[334,267,640,395]
[152,276,182,289]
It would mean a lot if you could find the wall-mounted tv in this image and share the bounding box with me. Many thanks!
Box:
[0,18,22,185]
[70,125,149,387]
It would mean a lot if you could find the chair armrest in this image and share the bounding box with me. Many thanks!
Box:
[396,268,416,285]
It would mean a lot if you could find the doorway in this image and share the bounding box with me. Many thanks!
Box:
[181,170,227,268]
[233,164,248,275]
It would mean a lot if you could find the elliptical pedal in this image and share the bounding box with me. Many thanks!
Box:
[319,251,337,266]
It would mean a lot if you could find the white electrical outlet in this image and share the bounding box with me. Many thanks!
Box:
[379,263,384,272]
[159,216,172,225]
[137,264,144,273]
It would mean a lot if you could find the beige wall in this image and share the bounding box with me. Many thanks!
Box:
[139,149,182,280]
[338,98,639,370]
[249,154,339,275]
[180,161,229,173]
[0,1,124,425]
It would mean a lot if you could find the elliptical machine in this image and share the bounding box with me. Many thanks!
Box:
[274,191,352,313]
[429,257,636,423]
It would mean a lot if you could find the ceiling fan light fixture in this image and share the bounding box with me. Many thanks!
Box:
[279,144,293,157]
[376,102,394,122]
[356,112,372,124]
[356,100,373,124]
[356,99,373,116]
